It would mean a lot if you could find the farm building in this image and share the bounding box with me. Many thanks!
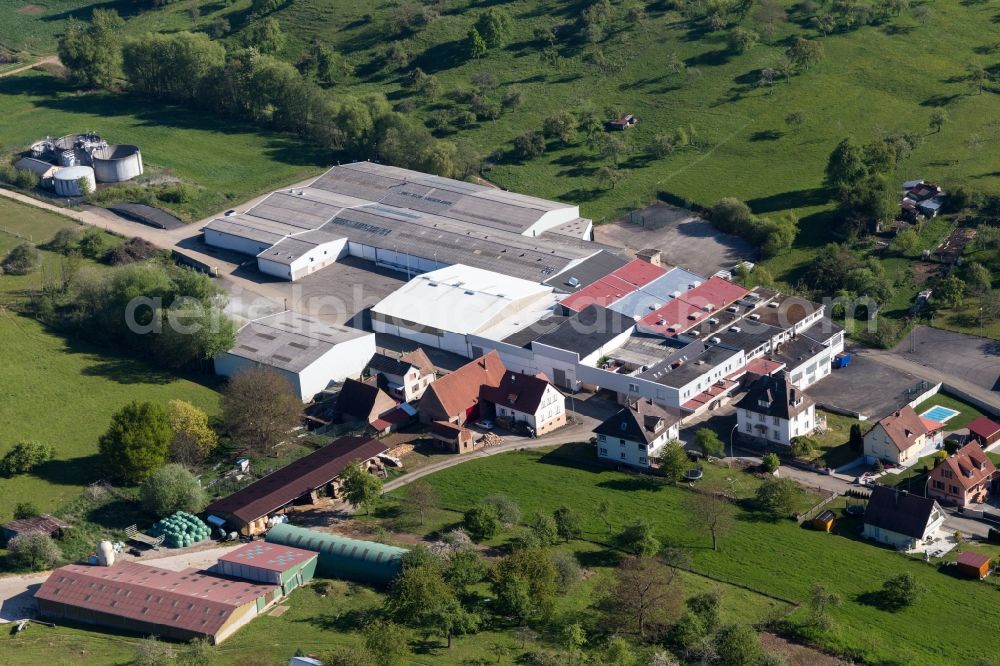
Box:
[265,524,408,585]
[214,311,375,402]
[337,377,397,424]
[213,541,318,594]
[204,437,388,536]
[202,161,619,283]
[863,486,945,552]
[2,514,69,543]
[417,350,506,428]
[968,416,1000,448]
[480,371,567,436]
[368,349,437,403]
[956,552,991,580]
[34,562,280,644]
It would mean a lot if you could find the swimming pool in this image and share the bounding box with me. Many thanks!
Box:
[921,405,960,423]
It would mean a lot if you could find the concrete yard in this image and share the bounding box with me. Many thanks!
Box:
[807,349,935,420]
[893,326,1000,394]
[596,202,756,275]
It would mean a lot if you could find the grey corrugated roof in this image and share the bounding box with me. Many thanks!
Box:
[533,305,633,357]
[225,312,369,373]
[608,267,707,318]
[638,342,742,388]
[544,251,628,293]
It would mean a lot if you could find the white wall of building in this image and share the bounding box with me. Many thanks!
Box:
[863,507,943,551]
[204,228,272,257]
[597,424,680,469]
[737,404,815,446]
[525,206,581,237]
[495,384,566,434]
[214,354,306,401]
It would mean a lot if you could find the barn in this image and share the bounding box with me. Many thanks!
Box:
[265,524,408,585]
[213,541,318,595]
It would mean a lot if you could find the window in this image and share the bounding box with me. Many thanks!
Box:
[598,434,606,443]
[772,429,779,439]
[620,451,626,460]
[933,480,944,490]
[637,443,645,451]
[599,447,607,455]
[639,456,647,465]
[772,416,779,425]
[950,485,960,494]
[757,413,764,422]
[745,423,751,433]
[621,422,628,432]
[629,383,639,393]
[942,469,953,479]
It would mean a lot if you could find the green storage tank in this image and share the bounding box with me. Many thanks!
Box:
[265,524,408,585]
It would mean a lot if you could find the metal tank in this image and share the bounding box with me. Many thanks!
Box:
[53,166,96,196]
[91,144,143,183]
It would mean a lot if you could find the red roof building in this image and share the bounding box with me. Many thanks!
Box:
[417,350,506,426]
[639,276,748,336]
[956,551,991,579]
[560,259,666,312]
[35,562,281,644]
[928,443,997,508]
[968,416,1000,448]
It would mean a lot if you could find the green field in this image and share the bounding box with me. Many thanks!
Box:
[378,444,1000,664]
[0,198,220,522]
[0,70,326,220]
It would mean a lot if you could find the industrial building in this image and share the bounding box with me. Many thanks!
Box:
[205,437,388,535]
[34,561,281,644]
[20,133,143,189]
[213,311,376,402]
[265,524,408,585]
[202,161,622,283]
[213,541,318,595]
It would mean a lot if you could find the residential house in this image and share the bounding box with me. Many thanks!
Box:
[863,485,945,551]
[735,374,816,447]
[417,351,506,427]
[368,349,436,403]
[337,378,397,425]
[927,443,996,508]
[593,398,682,469]
[863,406,932,468]
[968,416,1000,448]
[480,371,567,436]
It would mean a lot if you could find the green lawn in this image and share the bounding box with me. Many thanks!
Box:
[913,393,988,430]
[379,443,1000,664]
[0,70,326,220]
[796,410,861,469]
[0,199,220,523]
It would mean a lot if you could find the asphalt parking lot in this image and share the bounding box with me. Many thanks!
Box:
[893,326,1000,394]
[807,350,935,420]
[595,202,756,275]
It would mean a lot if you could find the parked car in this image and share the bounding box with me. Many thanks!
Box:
[515,422,536,438]
[474,418,495,430]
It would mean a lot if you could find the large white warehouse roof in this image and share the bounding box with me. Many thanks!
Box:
[371,264,554,335]
[226,311,371,373]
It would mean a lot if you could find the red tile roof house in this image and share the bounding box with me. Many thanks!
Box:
[34,561,282,644]
[968,416,1000,448]
[863,406,937,468]
[928,443,997,508]
[480,371,567,436]
[417,351,506,428]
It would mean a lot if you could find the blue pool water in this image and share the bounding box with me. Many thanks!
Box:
[921,405,960,423]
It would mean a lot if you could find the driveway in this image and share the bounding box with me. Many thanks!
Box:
[892,326,1000,399]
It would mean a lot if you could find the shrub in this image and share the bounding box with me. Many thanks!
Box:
[755,477,800,516]
[13,502,40,520]
[464,503,501,541]
[481,494,520,527]
[139,463,208,516]
[551,551,582,591]
[78,227,111,260]
[48,227,82,254]
[789,436,816,459]
[0,441,55,476]
[512,131,546,159]
[156,183,196,204]
[761,452,780,473]
[8,532,62,570]
[106,237,160,265]
[2,243,40,275]
[881,572,923,610]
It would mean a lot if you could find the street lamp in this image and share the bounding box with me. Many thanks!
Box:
[729,423,738,459]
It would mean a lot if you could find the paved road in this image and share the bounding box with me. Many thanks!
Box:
[0,543,239,623]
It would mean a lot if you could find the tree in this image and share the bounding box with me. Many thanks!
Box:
[604,556,683,640]
[965,262,992,297]
[881,571,924,609]
[528,511,559,545]
[177,638,214,666]
[655,441,690,483]
[482,494,520,527]
[13,502,40,520]
[57,9,125,89]
[0,441,55,476]
[694,428,726,457]
[385,557,477,647]
[363,618,410,665]
[597,498,615,536]
[165,400,217,466]
[139,463,207,516]
[682,489,734,551]
[808,583,842,629]
[728,27,758,54]
[786,38,824,70]
[929,108,949,134]
[789,436,816,459]
[967,63,990,95]
[554,505,582,542]
[490,547,557,622]
[476,7,513,48]
[755,477,800,516]
[341,461,382,514]
[542,111,578,145]
[715,624,763,666]
[8,532,61,570]
[2,243,40,276]
[552,551,582,591]
[936,275,966,308]
[563,622,587,659]
[445,548,487,595]
[512,131,546,159]
[710,198,755,235]
[597,166,626,190]
[132,636,172,666]
[466,28,488,59]
[404,480,438,526]
[221,367,302,456]
[615,519,661,556]
[892,228,919,256]
[761,452,780,473]
[241,18,286,54]
[825,138,868,192]
[464,503,501,540]
[849,423,864,451]
[785,110,806,127]
[687,590,722,633]
[99,401,171,483]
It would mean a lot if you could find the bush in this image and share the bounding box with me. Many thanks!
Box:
[512,131,546,159]
[551,551,582,591]
[13,502,40,520]
[139,463,208,516]
[8,532,62,570]
[481,494,520,527]
[47,227,82,254]
[156,183,196,204]
[2,243,40,275]
[789,436,816,459]
[881,572,924,610]
[755,477,800,516]
[463,503,501,541]
[78,227,111,260]
[0,441,55,476]
[14,168,40,190]
[106,237,160,266]
[761,452,780,473]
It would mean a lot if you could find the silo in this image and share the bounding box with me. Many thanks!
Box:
[53,166,96,196]
[91,144,143,182]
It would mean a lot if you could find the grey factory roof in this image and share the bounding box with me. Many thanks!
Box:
[638,342,742,389]
[711,322,784,354]
[225,311,369,373]
[202,163,624,282]
[769,334,829,370]
[501,313,572,349]
[606,332,687,368]
[532,305,634,358]
[744,293,822,329]
[798,316,844,344]
[544,252,629,293]
[607,267,707,318]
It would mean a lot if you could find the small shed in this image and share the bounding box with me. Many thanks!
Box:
[968,416,1000,448]
[2,515,69,543]
[265,524,408,585]
[811,510,835,533]
[956,552,991,580]
[214,541,318,595]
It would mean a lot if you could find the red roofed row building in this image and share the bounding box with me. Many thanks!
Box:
[638,276,749,336]
[559,259,667,312]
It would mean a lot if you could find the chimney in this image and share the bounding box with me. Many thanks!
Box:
[636,249,662,267]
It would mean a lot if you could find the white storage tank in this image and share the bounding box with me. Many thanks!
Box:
[96,540,116,567]
[91,144,143,183]
[53,166,96,196]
